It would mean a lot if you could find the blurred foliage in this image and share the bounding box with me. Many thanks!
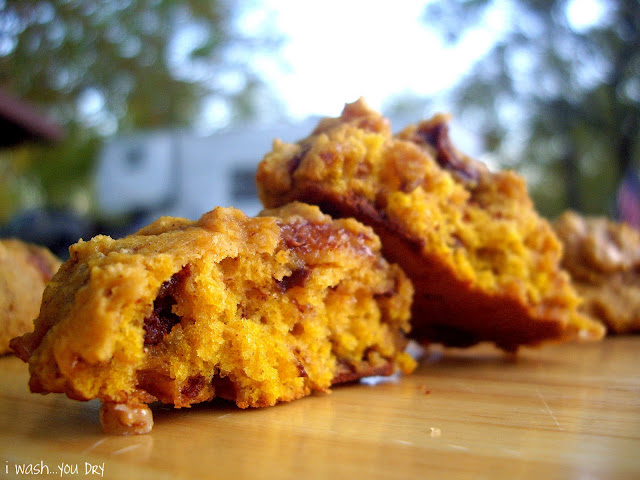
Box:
[0,0,280,220]
[423,0,640,218]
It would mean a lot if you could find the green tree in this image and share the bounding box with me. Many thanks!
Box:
[423,0,640,218]
[0,0,280,218]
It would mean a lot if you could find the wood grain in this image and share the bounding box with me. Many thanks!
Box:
[1,337,639,479]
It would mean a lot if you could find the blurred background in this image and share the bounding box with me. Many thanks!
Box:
[0,0,638,257]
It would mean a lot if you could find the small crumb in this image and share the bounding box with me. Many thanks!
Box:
[418,384,431,394]
[430,427,441,438]
[100,402,153,435]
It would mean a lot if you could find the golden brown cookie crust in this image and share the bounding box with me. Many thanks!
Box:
[0,239,60,354]
[256,98,604,351]
[11,203,414,434]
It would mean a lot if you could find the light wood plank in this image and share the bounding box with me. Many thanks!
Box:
[1,337,639,479]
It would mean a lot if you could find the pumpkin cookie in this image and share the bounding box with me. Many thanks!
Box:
[10,202,414,434]
[256,98,604,351]
[0,239,60,354]
[553,211,640,334]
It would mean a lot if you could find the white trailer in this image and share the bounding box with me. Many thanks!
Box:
[95,114,478,231]
[95,119,319,226]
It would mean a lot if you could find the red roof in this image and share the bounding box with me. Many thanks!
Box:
[0,87,65,148]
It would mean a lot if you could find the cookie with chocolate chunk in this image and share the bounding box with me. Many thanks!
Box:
[256,98,604,351]
[553,211,640,334]
[0,239,60,354]
[10,203,414,434]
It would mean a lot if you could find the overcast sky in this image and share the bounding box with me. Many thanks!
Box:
[243,0,498,119]
[234,0,608,119]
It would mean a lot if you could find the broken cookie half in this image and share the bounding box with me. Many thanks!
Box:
[256,98,605,351]
[10,202,414,434]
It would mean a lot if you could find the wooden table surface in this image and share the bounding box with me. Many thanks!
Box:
[1,336,639,480]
